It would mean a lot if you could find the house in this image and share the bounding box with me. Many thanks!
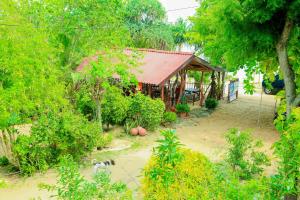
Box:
[76,48,226,108]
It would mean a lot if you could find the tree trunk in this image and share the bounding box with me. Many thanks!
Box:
[276,18,296,116]
[95,98,103,133]
[276,17,298,200]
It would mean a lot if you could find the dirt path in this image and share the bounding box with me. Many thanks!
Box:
[0,94,279,199]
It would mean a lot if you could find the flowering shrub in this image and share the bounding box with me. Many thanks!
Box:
[142,130,217,200]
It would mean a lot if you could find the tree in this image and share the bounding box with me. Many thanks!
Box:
[124,0,175,50]
[20,0,130,70]
[0,0,68,165]
[189,0,300,116]
[171,18,190,50]
[73,49,137,132]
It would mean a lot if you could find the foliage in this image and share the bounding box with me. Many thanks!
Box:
[213,163,272,200]
[272,108,300,198]
[20,0,130,69]
[127,93,165,131]
[124,0,175,50]
[162,112,177,125]
[175,103,190,113]
[205,98,219,110]
[72,49,137,132]
[143,130,218,200]
[171,18,189,50]
[96,134,113,149]
[0,0,67,130]
[13,110,100,175]
[225,128,270,180]
[102,86,129,128]
[40,156,132,200]
[188,0,300,114]
[0,178,6,189]
[73,87,95,120]
[0,156,9,167]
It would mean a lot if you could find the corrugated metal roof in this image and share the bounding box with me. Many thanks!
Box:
[76,48,223,85]
[127,49,194,85]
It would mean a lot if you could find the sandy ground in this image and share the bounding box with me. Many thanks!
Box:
[0,94,280,200]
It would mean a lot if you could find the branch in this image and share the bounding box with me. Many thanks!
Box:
[293,94,300,107]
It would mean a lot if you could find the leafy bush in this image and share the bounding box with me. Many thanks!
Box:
[225,128,270,180]
[214,163,272,199]
[175,103,190,113]
[142,130,217,200]
[74,87,95,121]
[162,112,177,124]
[205,98,218,109]
[272,108,300,199]
[0,156,9,166]
[96,134,113,149]
[13,110,101,175]
[127,92,165,131]
[40,156,132,200]
[102,86,129,128]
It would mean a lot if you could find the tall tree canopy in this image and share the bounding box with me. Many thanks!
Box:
[171,18,190,50]
[189,0,300,115]
[124,0,175,50]
[0,0,67,129]
[20,0,130,69]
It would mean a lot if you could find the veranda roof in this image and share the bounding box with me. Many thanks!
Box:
[76,48,224,86]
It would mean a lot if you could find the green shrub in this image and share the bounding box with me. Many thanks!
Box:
[214,163,272,199]
[40,156,132,200]
[175,103,190,113]
[13,110,101,175]
[162,112,177,124]
[271,108,300,198]
[142,130,217,200]
[0,156,9,166]
[225,128,270,180]
[127,93,165,131]
[205,98,218,109]
[102,86,129,128]
[74,87,95,120]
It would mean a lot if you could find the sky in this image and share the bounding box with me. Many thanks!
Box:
[159,0,199,23]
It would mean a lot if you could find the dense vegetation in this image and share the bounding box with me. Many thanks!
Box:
[188,1,300,199]
[0,0,179,176]
[142,130,272,200]
[1,0,299,199]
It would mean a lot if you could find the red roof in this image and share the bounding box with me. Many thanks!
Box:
[76,48,217,85]
[127,49,194,85]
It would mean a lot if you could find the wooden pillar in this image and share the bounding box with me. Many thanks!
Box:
[161,81,165,101]
[221,72,226,99]
[199,71,205,106]
[217,72,221,100]
[148,84,152,97]
[177,70,186,104]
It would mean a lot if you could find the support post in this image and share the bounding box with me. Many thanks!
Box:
[199,71,205,106]
[161,81,165,102]
[148,84,152,97]
[177,70,186,104]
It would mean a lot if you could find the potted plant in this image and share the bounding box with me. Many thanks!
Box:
[176,103,190,118]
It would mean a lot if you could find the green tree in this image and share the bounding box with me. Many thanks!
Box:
[189,0,300,116]
[72,50,137,132]
[0,0,67,130]
[171,18,190,50]
[124,0,175,50]
[20,0,130,70]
